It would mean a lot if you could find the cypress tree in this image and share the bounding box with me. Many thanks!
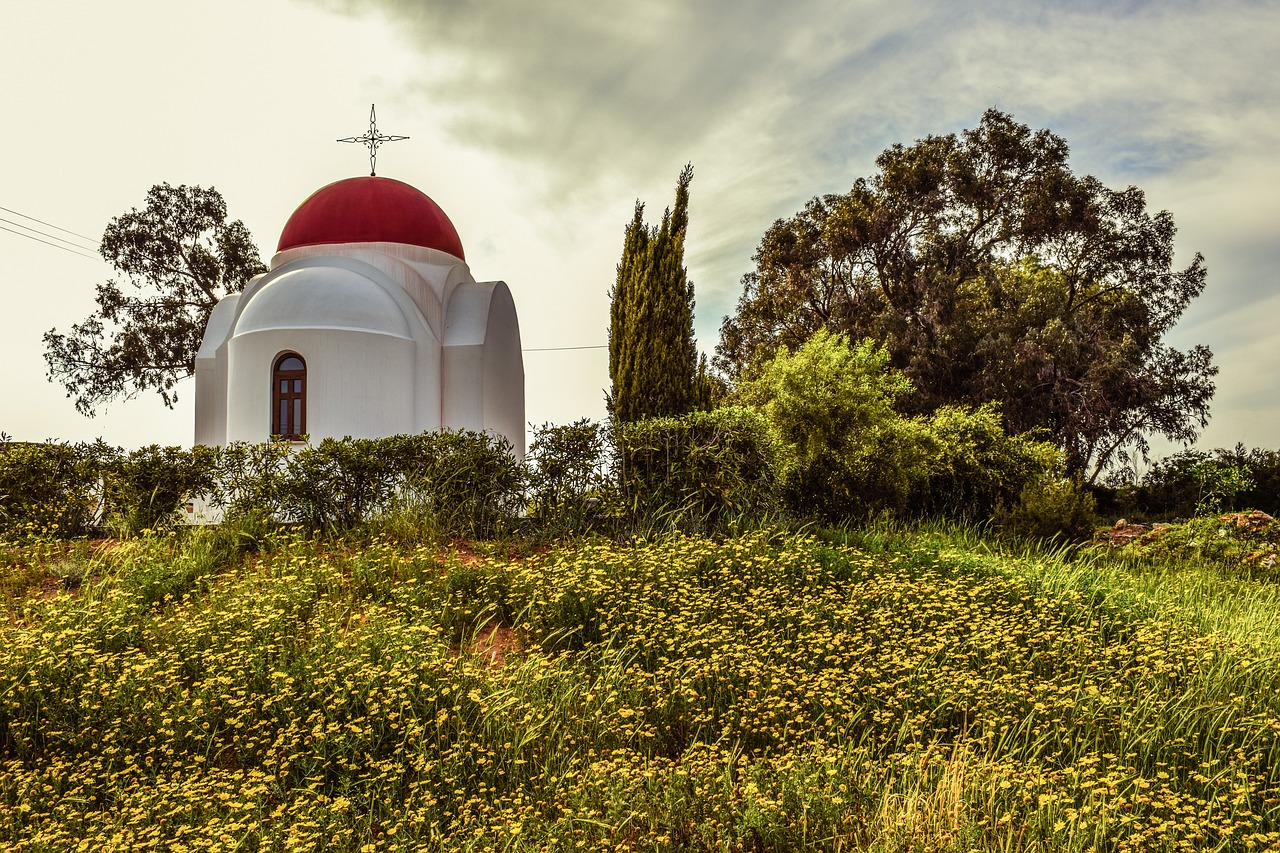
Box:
[608,164,698,423]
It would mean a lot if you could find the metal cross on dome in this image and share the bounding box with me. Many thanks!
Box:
[337,104,408,176]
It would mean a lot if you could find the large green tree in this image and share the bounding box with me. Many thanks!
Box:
[608,164,699,423]
[717,110,1215,481]
[44,183,267,416]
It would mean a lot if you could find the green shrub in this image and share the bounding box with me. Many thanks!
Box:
[1191,460,1254,516]
[616,406,777,534]
[736,330,928,522]
[527,419,615,536]
[281,437,402,531]
[391,430,525,540]
[994,477,1097,544]
[0,438,117,539]
[208,432,524,540]
[101,444,220,536]
[211,440,295,525]
[1,430,531,543]
[911,404,1060,521]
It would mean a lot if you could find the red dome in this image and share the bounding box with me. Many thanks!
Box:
[277,176,465,259]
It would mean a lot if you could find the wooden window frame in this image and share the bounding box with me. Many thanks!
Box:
[271,352,307,440]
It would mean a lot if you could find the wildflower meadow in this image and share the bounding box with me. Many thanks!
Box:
[1,524,1277,851]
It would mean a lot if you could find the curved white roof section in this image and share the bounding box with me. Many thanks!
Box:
[233,262,413,340]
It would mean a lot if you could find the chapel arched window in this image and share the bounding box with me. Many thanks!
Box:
[272,353,306,440]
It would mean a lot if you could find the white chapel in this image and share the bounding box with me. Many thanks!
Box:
[193,175,525,456]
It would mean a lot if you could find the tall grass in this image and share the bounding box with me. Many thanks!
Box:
[1,526,1276,851]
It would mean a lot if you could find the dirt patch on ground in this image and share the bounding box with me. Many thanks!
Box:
[467,621,519,668]
[445,539,550,567]
[448,539,485,566]
[34,575,65,601]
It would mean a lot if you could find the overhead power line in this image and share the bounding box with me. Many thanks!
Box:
[0,223,100,261]
[523,344,607,352]
[0,215,100,253]
[0,203,100,261]
[0,205,98,246]
[0,204,640,354]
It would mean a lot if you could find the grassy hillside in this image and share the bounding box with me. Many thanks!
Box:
[1,526,1277,851]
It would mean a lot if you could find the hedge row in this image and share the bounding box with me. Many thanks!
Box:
[0,432,525,541]
[2,401,1076,542]
[0,410,778,541]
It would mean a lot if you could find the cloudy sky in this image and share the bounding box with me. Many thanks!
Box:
[2,0,1276,465]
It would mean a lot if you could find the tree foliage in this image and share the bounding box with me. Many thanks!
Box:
[608,164,699,423]
[44,183,267,416]
[717,109,1215,481]
[736,330,1061,524]
[736,330,929,521]
[1108,445,1277,521]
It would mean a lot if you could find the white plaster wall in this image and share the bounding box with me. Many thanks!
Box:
[230,257,443,438]
[235,262,414,339]
[442,282,489,432]
[196,290,244,362]
[442,281,525,457]
[194,293,242,446]
[225,328,418,442]
[221,260,433,443]
[263,260,441,416]
[193,361,226,446]
[481,283,525,459]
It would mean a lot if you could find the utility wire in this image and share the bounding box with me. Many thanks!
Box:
[522,343,606,350]
[0,223,100,261]
[0,216,100,254]
[0,205,98,246]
